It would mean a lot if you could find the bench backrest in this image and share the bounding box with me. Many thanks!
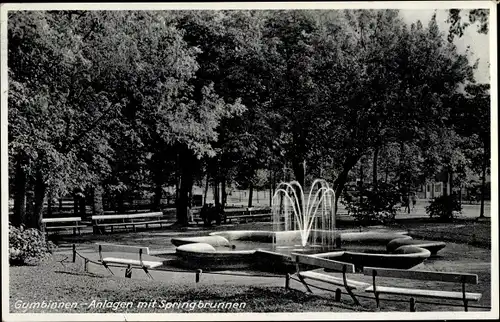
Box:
[91,212,162,221]
[292,253,355,273]
[96,243,150,255]
[42,217,81,223]
[363,267,478,284]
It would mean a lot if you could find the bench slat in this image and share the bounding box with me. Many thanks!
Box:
[365,286,482,301]
[45,225,84,230]
[363,267,478,284]
[293,253,355,273]
[102,257,163,269]
[95,220,169,228]
[299,271,370,290]
[42,217,81,223]
[91,212,162,220]
[96,243,150,255]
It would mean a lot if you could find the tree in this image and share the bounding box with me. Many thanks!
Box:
[309,11,475,210]
[8,11,244,228]
[8,11,117,228]
[446,9,489,42]
[451,84,490,217]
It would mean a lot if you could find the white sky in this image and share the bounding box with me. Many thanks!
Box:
[399,9,490,84]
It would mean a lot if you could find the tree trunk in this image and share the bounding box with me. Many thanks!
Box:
[359,158,364,204]
[269,171,273,207]
[152,180,162,211]
[479,147,487,218]
[291,159,305,188]
[334,155,361,210]
[248,182,254,208]
[26,189,35,227]
[32,172,47,230]
[47,191,53,217]
[176,148,194,226]
[373,146,379,190]
[151,153,164,211]
[213,178,220,208]
[203,174,209,206]
[93,184,104,216]
[117,192,125,213]
[79,193,86,218]
[175,151,180,203]
[73,193,79,216]
[221,179,227,209]
[13,155,27,227]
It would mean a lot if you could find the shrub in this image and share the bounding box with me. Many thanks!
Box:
[342,183,401,225]
[9,224,56,266]
[425,194,462,221]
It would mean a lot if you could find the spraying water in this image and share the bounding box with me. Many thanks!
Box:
[271,179,337,248]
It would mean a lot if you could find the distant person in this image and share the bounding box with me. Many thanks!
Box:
[402,194,410,214]
[200,203,213,226]
[411,193,418,212]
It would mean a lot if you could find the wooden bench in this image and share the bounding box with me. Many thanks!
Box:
[226,208,272,223]
[288,253,369,305]
[226,213,272,223]
[96,243,163,279]
[91,212,169,234]
[41,217,84,236]
[363,267,482,311]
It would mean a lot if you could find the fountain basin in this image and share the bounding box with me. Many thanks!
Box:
[320,245,431,270]
[171,235,231,247]
[340,231,411,245]
[210,230,275,242]
[171,230,438,272]
[176,243,255,270]
[386,238,446,255]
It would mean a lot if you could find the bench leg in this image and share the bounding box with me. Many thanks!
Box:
[409,297,416,312]
[297,275,313,293]
[285,273,290,290]
[374,292,380,308]
[335,288,342,302]
[195,269,202,283]
[143,267,153,279]
[125,265,132,278]
[463,300,468,312]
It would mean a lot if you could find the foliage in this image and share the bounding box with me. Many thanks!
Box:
[9,224,56,266]
[446,9,489,42]
[425,194,462,221]
[341,183,401,225]
[8,10,485,225]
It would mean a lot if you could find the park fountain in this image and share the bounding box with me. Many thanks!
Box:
[169,179,445,272]
[271,179,338,250]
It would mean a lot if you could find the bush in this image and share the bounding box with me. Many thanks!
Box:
[341,183,401,225]
[425,194,462,221]
[9,224,56,266]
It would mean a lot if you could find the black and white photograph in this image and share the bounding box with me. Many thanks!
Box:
[1,1,498,321]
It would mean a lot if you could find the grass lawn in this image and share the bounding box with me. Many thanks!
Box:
[9,261,358,313]
[395,218,491,248]
[9,218,492,313]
